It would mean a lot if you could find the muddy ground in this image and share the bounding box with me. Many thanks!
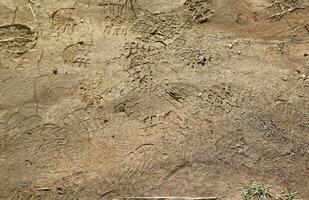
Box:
[0,0,308,199]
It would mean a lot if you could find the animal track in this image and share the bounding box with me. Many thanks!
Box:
[103,24,128,36]
[123,41,165,70]
[98,0,138,22]
[202,84,241,114]
[123,41,153,58]
[0,23,38,55]
[63,41,92,67]
[184,0,214,23]
[51,7,78,35]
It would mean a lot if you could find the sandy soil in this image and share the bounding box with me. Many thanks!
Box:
[0,0,308,199]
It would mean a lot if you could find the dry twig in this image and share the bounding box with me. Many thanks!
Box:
[267,0,307,21]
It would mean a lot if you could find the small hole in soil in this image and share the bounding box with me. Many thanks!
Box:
[25,160,32,167]
[53,69,58,75]
[56,187,64,195]
[304,53,308,57]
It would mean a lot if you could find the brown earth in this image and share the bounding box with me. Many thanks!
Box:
[0,0,308,199]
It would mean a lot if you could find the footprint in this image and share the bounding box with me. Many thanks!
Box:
[0,23,38,55]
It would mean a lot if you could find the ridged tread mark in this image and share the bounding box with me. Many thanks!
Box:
[0,23,38,55]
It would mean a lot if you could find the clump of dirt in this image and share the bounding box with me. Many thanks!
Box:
[0,0,308,200]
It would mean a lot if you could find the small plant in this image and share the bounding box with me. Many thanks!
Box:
[242,180,273,200]
[280,189,298,200]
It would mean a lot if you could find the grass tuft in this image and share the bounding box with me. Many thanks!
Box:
[242,180,272,200]
[280,189,298,200]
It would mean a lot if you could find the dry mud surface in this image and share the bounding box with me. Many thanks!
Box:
[0,0,309,199]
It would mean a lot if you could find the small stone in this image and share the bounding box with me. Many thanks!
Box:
[281,76,288,81]
[229,40,239,49]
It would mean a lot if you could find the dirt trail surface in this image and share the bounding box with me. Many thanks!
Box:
[0,0,309,199]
